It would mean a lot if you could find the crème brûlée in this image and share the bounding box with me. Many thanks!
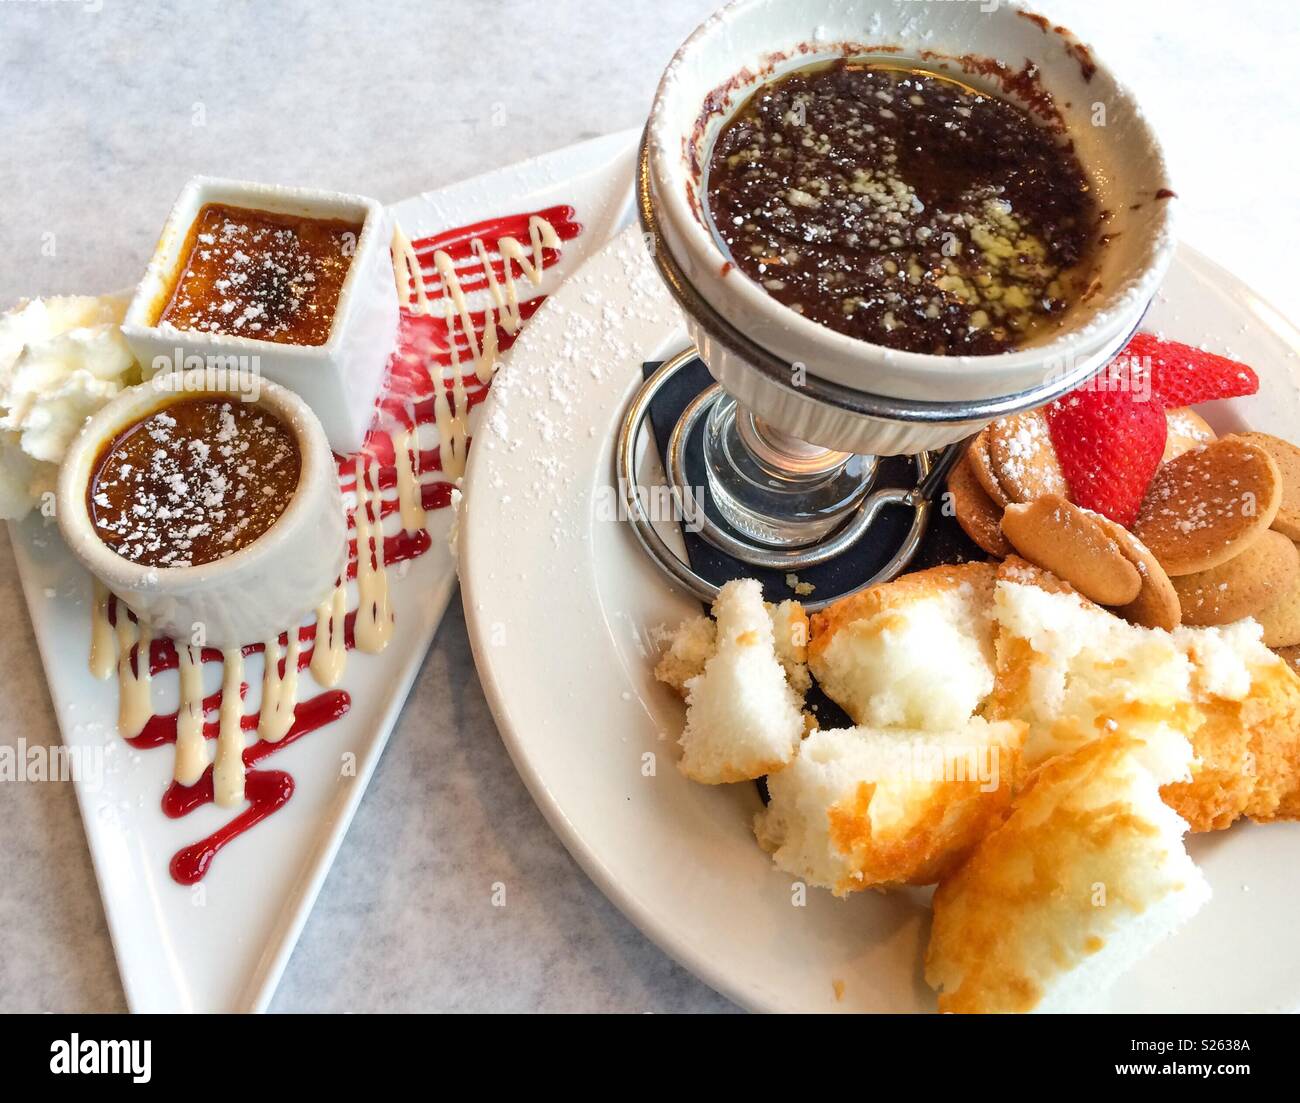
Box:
[86,394,301,569]
[57,371,347,651]
[155,203,361,346]
[122,179,400,454]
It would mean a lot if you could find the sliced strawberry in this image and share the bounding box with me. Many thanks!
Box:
[1045,387,1168,528]
[1119,332,1259,408]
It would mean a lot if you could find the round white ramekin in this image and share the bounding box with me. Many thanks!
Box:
[645,0,1178,455]
[58,371,347,648]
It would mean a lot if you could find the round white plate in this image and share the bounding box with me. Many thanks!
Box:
[460,224,1300,1013]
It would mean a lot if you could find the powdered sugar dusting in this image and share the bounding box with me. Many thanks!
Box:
[475,226,677,550]
[89,397,300,568]
[159,204,359,346]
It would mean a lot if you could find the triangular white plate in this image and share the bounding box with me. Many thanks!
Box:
[461,229,1300,1013]
[9,129,640,1012]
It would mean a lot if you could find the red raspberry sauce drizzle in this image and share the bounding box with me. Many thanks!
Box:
[107,204,579,884]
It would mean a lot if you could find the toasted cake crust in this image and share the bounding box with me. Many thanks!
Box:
[926,731,1206,1014]
[809,562,998,663]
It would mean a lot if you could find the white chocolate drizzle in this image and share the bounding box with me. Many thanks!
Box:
[115,612,152,740]
[174,644,209,785]
[310,582,348,688]
[391,222,432,314]
[391,212,557,386]
[353,457,393,654]
[89,581,115,681]
[435,297,472,480]
[433,217,559,341]
[213,648,245,808]
[393,428,426,533]
[258,630,300,743]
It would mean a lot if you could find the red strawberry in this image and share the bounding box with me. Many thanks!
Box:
[1045,387,1168,528]
[1118,332,1259,408]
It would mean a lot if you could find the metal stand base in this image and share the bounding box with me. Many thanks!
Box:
[617,349,966,611]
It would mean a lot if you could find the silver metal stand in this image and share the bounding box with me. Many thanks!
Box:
[617,348,966,612]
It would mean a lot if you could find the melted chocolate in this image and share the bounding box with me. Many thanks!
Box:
[706,61,1099,356]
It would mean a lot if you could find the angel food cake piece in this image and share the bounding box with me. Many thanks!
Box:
[654,552,1299,1011]
[654,580,808,783]
[1164,622,1300,829]
[925,726,1209,1013]
[988,558,1300,831]
[753,564,1026,891]
[656,595,811,699]
[986,559,1193,768]
[808,563,997,731]
[755,717,1025,893]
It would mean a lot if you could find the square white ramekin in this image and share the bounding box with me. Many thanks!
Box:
[121,176,398,454]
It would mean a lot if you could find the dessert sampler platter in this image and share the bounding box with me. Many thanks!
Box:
[7,0,1300,1016]
[4,132,639,1012]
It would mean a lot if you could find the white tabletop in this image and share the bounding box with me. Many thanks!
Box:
[1,0,1296,1012]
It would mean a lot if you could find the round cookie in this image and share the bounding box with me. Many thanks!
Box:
[1275,645,1300,676]
[987,410,1069,504]
[1162,407,1216,463]
[967,429,1009,509]
[1094,516,1182,631]
[1133,436,1283,576]
[1235,431,1300,541]
[1253,546,1300,646]
[1000,495,1142,606]
[946,453,1012,558]
[1171,530,1300,627]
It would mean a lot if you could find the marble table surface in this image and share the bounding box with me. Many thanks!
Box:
[1,0,1296,1013]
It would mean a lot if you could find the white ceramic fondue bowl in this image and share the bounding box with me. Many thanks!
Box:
[58,370,347,648]
[644,0,1178,455]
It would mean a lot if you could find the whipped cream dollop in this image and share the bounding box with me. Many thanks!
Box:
[0,294,138,519]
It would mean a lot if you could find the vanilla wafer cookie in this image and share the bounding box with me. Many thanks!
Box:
[987,410,1068,504]
[1254,546,1300,647]
[1235,432,1300,541]
[1134,436,1283,575]
[968,428,1009,509]
[1094,516,1181,630]
[947,454,1012,558]
[1162,407,1216,463]
[1171,529,1300,627]
[1001,496,1141,606]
